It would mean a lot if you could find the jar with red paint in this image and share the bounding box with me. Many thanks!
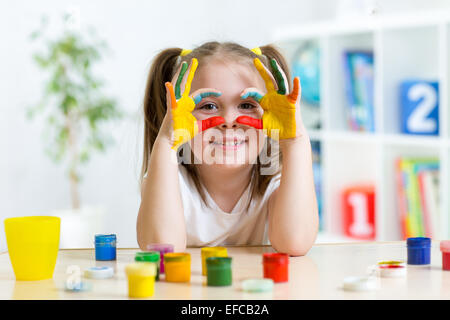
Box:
[440,241,450,271]
[262,253,289,283]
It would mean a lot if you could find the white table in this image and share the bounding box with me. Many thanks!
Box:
[0,241,449,299]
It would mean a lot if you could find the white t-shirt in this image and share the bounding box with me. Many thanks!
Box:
[178,165,281,247]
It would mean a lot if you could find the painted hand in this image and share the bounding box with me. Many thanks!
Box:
[236,58,301,140]
[165,58,225,150]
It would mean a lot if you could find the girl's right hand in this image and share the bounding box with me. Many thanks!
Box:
[164,58,225,150]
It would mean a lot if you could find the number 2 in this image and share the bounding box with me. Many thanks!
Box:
[407,83,437,133]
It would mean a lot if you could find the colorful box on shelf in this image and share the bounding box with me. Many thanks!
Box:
[395,158,439,239]
[400,80,439,136]
[342,50,375,133]
[341,185,376,240]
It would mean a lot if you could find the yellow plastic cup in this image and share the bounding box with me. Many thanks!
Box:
[164,253,191,282]
[125,262,157,298]
[4,216,60,281]
[201,247,228,276]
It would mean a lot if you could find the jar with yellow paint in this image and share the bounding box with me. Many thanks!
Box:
[201,247,227,276]
[125,262,157,298]
[163,253,191,282]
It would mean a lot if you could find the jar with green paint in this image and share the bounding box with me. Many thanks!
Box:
[206,257,232,286]
[135,251,161,281]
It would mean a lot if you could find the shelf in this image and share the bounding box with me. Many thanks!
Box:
[315,232,371,244]
[382,134,444,147]
[309,130,444,147]
[271,9,450,41]
[274,14,450,242]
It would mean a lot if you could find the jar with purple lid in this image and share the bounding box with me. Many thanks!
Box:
[146,243,174,274]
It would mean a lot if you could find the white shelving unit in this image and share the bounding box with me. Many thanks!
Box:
[271,11,450,243]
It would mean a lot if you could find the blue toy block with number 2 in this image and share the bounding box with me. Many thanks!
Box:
[400,80,439,135]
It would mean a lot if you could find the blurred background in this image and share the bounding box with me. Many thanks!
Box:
[2,0,450,251]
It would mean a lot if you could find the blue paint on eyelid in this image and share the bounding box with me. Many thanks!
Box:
[193,92,222,104]
[241,91,263,102]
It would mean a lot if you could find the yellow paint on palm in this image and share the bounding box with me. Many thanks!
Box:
[170,58,200,150]
[261,92,296,139]
[254,58,298,139]
[172,104,199,149]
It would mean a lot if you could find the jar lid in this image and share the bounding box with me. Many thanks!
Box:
[263,253,289,264]
[242,278,274,293]
[65,281,92,292]
[440,240,450,252]
[206,257,232,267]
[407,237,431,248]
[95,234,117,243]
[146,243,174,253]
[201,247,227,255]
[135,251,160,263]
[163,252,191,262]
[84,266,114,279]
[125,262,156,277]
[343,276,378,292]
[377,260,405,267]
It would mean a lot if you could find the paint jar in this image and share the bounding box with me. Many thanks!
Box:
[125,262,157,298]
[263,253,289,283]
[440,241,450,271]
[206,257,232,286]
[376,260,407,278]
[146,244,174,274]
[164,253,191,283]
[95,234,117,261]
[201,247,228,276]
[4,216,60,281]
[407,237,431,265]
[135,251,161,280]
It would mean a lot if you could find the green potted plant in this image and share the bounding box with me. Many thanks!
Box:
[28,14,122,248]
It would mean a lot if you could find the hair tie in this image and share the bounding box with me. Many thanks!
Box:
[250,47,262,56]
[180,49,192,57]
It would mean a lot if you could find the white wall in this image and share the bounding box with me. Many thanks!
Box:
[2,0,450,251]
[0,0,335,251]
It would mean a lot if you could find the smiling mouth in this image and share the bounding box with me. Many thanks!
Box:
[209,137,248,147]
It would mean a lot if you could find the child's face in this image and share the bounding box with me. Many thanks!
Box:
[187,57,266,168]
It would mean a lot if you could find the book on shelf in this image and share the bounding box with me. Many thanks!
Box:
[395,158,440,239]
[342,51,374,132]
[311,141,322,230]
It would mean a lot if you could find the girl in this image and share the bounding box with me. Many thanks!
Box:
[137,42,318,256]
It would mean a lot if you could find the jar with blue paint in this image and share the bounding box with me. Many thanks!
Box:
[95,234,117,261]
[407,237,431,265]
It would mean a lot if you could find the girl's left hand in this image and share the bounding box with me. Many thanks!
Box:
[236,57,306,140]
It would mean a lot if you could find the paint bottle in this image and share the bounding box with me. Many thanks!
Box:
[146,244,174,274]
[125,262,156,298]
[201,247,228,276]
[135,251,161,280]
[440,241,450,270]
[407,237,431,265]
[206,257,232,286]
[95,234,117,261]
[262,253,289,283]
[163,253,191,283]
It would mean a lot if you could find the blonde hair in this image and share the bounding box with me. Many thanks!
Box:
[141,41,290,203]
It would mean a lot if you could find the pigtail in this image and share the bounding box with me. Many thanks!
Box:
[141,47,182,183]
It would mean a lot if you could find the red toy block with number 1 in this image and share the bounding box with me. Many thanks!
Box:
[342,186,376,240]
